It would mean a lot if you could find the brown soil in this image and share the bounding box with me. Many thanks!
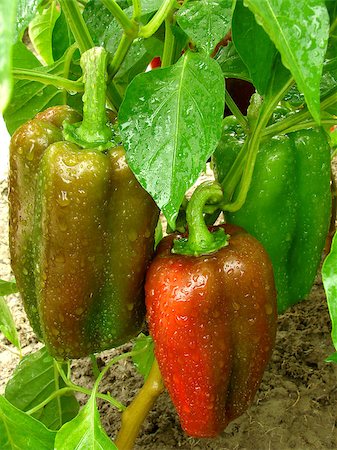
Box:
[1,174,337,450]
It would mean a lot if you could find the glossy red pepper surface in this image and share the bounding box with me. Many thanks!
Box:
[145,224,277,437]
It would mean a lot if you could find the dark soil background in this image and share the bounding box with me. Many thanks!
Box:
[1,172,337,450]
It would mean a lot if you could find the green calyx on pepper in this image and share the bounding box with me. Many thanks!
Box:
[63,47,114,150]
[9,47,159,359]
[146,181,277,437]
[172,181,229,256]
[212,115,332,313]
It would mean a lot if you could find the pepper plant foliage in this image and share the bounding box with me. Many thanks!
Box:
[0,0,337,448]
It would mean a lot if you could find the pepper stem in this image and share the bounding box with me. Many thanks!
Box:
[63,47,114,150]
[115,359,164,450]
[173,181,229,256]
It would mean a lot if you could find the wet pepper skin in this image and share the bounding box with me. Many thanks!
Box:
[213,117,332,313]
[9,106,159,359]
[146,224,277,437]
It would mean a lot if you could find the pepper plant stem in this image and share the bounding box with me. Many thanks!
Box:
[115,359,164,450]
[161,11,175,68]
[222,76,294,213]
[139,0,176,38]
[225,90,248,130]
[263,88,337,138]
[12,68,84,92]
[132,0,142,19]
[100,0,138,36]
[58,0,94,53]
[108,33,135,79]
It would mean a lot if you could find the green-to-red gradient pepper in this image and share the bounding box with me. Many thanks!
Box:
[9,47,159,359]
[145,182,277,437]
[212,116,332,313]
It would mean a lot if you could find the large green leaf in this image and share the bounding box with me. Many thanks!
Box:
[322,232,337,360]
[54,394,117,450]
[176,0,232,54]
[232,1,277,94]
[244,0,330,123]
[118,51,225,228]
[0,0,18,113]
[5,347,79,430]
[0,297,20,351]
[28,1,60,65]
[0,395,56,450]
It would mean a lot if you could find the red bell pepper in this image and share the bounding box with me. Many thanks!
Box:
[145,181,277,437]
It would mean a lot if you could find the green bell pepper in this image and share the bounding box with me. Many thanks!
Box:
[213,116,331,313]
[9,47,159,358]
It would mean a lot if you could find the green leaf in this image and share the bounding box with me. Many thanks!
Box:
[232,1,277,94]
[52,10,75,61]
[215,41,251,81]
[28,1,60,65]
[54,394,117,450]
[176,0,232,54]
[83,1,163,88]
[0,0,18,113]
[322,232,337,353]
[118,51,225,228]
[265,53,292,104]
[141,0,162,12]
[3,43,81,134]
[0,279,18,296]
[0,395,56,450]
[132,333,155,379]
[5,347,79,430]
[325,352,337,363]
[0,297,21,350]
[244,0,330,123]
[14,0,44,41]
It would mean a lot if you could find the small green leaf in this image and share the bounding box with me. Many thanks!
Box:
[215,41,251,81]
[132,333,155,379]
[244,0,330,123]
[0,296,20,350]
[0,279,18,296]
[4,43,81,134]
[14,0,45,42]
[232,1,277,94]
[0,395,56,450]
[5,347,79,430]
[54,394,117,450]
[119,51,225,228]
[325,352,337,363]
[322,232,337,353]
[0,0,18,113]
[28,1,60,65]
[52,10,75,61]
[176,0,232,54]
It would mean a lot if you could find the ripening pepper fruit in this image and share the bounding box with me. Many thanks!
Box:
[9,47,159,359]
[146,182,277,437]
[212,116,332,313]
